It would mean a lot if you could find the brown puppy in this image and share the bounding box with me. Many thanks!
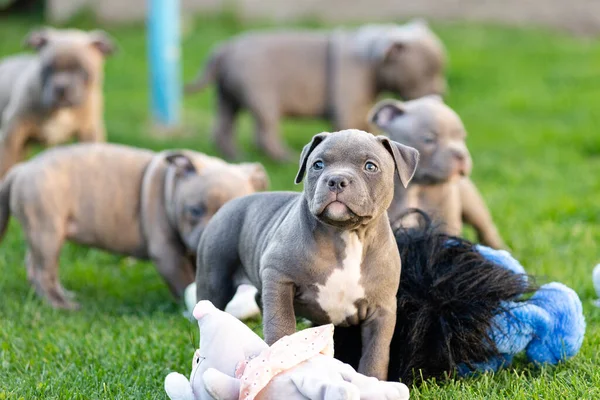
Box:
[0,143,268,309]
[0,28,115,178]
[368,96,506,249]
[185,19,446,161]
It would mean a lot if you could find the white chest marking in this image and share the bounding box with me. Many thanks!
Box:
[40,109,79,145]
[316,232,365,324]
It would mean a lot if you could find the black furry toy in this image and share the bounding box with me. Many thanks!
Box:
[333,210,585,384]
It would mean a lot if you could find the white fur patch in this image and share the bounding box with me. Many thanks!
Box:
[316,232,365,324]
[225,284,261,320]
[41,109,78,145]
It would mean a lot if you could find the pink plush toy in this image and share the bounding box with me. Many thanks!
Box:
[164,301,410,400]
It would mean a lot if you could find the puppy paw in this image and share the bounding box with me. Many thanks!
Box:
[225,284,261,320]
[49,297,81,311]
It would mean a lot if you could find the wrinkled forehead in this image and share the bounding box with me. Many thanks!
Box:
[46,30,93,46]
[40,49,88,69]
[200,180,249,206]
[39,32,95,61]
[426,105,466,138]
[311,131,392,166]
[398,101,465,137]
[181,168,248,194]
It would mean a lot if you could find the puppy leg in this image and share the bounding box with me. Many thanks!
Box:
[24,225,77,310]
[458,178,507,249]
[195,219,241,310]
[25,250,75,301]
[358,307,396,380]
[249,98,290,162]
[195,255,237,311]
[77,90,106,143]
[261,268,297,345]
[151,249,195,298]
[78,118,106,143]
[0,121,29,178]
[212,89,240,160]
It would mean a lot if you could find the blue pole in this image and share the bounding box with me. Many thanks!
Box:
[148,0,181,127]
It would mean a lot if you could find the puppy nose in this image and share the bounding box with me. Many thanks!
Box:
[453,151,466,162]
[327,175,350,193]
[453,151,472,176]
[55,85,67,97]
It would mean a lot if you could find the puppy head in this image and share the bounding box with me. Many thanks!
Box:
[368,96,472,185]
[357,19,447,100]
[295,129,419,229]
[24,27,116,109]
[165,153,269,252]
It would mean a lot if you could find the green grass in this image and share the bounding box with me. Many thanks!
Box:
[1,12,600,399]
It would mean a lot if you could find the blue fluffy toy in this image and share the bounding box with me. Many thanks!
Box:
[459,245,586,375]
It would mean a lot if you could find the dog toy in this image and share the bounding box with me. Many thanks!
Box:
[334,211,586,384]
[164,300,410,400]
[593,264,600,307]
[458,281,585,375]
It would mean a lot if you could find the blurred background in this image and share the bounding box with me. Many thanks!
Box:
[2,0,599,35]
[0,1,599,398]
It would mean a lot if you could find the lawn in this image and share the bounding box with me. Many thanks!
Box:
[0,11,599,400]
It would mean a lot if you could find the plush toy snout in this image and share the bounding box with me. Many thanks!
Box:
[193,300,218,320]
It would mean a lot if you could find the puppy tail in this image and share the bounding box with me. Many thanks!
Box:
[0,170,14,243]
[184,45,226,94]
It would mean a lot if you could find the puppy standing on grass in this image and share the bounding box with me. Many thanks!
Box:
[368,95,506,249]
[195,129,419,380]
[185,19,445,161]
[0,28,115,178]
[0,143,268,310]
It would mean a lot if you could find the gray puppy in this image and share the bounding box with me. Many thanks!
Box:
[195,129,419,380]
[0,143,268,310]
[185,19,445,161]
[368,96,506,249]
[0,27,115,178]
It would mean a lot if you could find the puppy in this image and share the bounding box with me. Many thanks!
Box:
[368,96,506,249]
[0,143,268,309]
[195,129,419,380]
[0,27,115,178]
[185,19,445,161]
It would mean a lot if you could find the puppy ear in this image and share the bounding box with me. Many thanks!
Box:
[377,136,419,188]
[165,153,197,176]
[368,100,405,130]
[381,20,432,60]
[23,28,51,50]
[89,30,117,56]
[295,133,329,184]
[240,162,270,191]
[383,41,406,59]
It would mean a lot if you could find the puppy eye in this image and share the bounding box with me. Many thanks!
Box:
[423,136,437,144]
[187,205,205,218]
[364,162,379,172]
[312,160,324,171]
[80,68,90,82]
